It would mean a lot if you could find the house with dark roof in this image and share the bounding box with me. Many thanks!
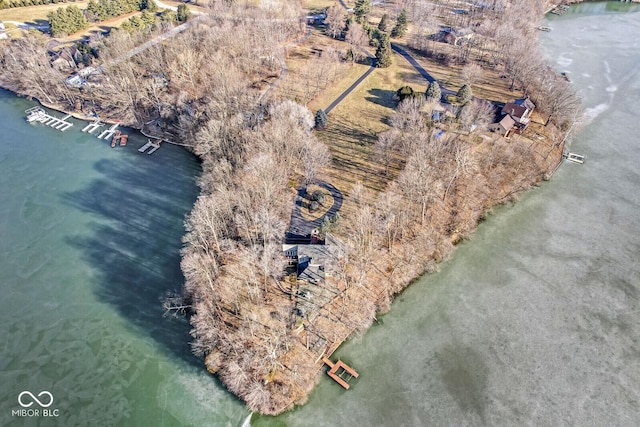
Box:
[443,27,474,45]
[490,96,535,137]
[502,97,535,125]
[282,233,343,286]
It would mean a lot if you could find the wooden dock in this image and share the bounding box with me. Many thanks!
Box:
[98,123,120,140]
[25,107,73,131]
[138,138,161,154]
[322,357,359,390]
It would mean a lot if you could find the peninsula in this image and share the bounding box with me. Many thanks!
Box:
[0,0,584,416]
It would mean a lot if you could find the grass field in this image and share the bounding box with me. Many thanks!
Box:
[0,0,178,41]
[309,46,429,217]
[0,1,89,24]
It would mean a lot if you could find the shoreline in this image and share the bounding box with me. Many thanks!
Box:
[0,0,585,416]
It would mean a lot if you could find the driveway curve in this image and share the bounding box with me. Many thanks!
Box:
[286,181,343,243]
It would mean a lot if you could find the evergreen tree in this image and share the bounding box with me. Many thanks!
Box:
[391,8,408,38]
[396,85,415,102]
[378,13,388,32]
[425,81,441,102]
[160,9,176,24]
[375,34,392,68]
[141,0,157,12]
[456,83,472,105]
[176,3,190,22]
[353,0,371,23]
[48,5,87,36]
[315,109,328,129]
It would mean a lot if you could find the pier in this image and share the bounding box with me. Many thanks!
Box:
[25,107,73,131]
[81,119,104,134]
[97,123,120,140]
[566,152,585,164]
[322,357,359,390]
[138,138,161,155]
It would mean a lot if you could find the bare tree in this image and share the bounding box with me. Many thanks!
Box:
[302,136,332,187]
[460,62,483,87]
[374,128,400,176]
[345,22,369,64]
[325,5,346,39]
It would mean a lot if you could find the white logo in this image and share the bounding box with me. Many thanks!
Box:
[18,391,54,408]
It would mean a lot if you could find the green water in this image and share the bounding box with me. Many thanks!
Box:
[0,91,247,426]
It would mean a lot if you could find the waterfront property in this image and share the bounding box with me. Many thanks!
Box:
[490,96,536,136]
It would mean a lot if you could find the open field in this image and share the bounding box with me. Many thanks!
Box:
[308,48,428,218]
[0,1,89,23]
[0,0,178,41]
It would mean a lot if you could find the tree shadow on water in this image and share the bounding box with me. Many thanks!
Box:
[63,153,202,368]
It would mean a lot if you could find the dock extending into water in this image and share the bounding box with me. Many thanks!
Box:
[82,119,104,134]
[322,357,359,390]
[138,138,161,154]
[25,107,73,131]
[566,152,585,164]
[97,123,120,140]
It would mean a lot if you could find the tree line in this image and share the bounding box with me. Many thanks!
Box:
[1,0,78,9]
[47,0,163,37]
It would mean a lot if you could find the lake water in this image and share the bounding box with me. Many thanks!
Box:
[0,92,248,426]
[1,2,640,426]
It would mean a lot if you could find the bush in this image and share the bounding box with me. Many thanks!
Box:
[309,201,320,212]
[396,85,416,102]
[176,3,190,22]
[311,190,325,203]
[314,109,328,129]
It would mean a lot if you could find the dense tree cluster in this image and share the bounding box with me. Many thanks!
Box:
[390,8,408,38]
[1,0,76,9]
[86,0,147,22]
[120,9,156,32]
[47,5,87,37]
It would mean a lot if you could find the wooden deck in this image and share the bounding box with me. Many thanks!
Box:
[322,357,359,390]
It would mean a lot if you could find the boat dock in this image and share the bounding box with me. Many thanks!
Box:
[322,357,359,390]
[97,123,120,140]
[82,119,104,134]
[566,152,585,164]
[25,107,73,131]
[138,138,161,154]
